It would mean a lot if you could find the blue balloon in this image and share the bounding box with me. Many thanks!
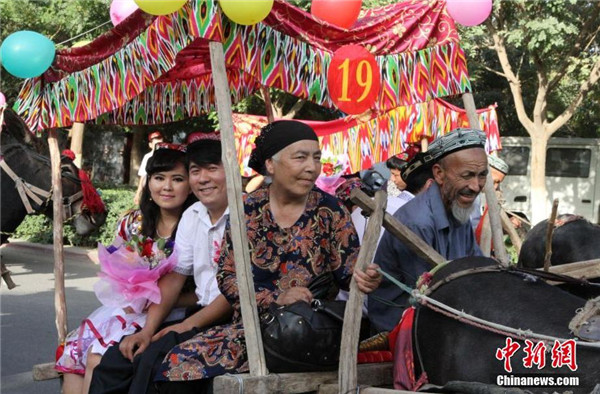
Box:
[1,31,55,79]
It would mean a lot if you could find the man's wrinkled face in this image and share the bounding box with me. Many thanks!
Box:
[433,148,488,223]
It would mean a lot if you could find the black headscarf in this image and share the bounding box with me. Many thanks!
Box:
[248,120,319,174]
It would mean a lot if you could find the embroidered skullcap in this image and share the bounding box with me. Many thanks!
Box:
[186,131,220,145]
[401,152,432,183]
[388,144,421,171]
[248,120,318,174]
[487,154,509,175]
[401,128,486,180]
[386,155,408,171]
[187,133,222,166]
[155,142,187,153]
[427,128,486,161]
[148,131,163,142]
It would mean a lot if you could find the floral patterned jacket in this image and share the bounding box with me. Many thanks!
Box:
[217,186,360,319]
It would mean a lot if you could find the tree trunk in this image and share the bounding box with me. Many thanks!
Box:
[129,127,143,186]
[529,130,549,225]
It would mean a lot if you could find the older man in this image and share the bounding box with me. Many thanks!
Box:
[368,128,488,333]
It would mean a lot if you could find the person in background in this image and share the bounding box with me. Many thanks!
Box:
[352,147,423,244]
[474,154,522,248]
[58,145,195,394]
[385,154,408,197]
[369,128,487,333]
[135,131,164,206]
[487,154,509,192]
[395,151,436,206]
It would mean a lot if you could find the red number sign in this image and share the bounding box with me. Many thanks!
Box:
[327,44,381,115]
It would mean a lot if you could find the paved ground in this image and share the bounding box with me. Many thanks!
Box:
[1,240,101,394]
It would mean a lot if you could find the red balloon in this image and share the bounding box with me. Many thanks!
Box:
[311,0,362,29]
[327,44,380,115]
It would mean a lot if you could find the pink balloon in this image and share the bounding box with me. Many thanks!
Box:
[446,0,492,27]
[110,0,139,27]
[0,92,5,106]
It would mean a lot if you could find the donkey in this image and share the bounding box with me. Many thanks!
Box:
[519,214,600,269]
[518,214,600,298]
[1,108,107,245]
[411,256,600,394]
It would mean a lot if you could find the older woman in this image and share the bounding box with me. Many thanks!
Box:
[150,120,381,394]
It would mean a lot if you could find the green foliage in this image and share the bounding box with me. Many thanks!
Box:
[460,0,600,137]
[12,215,55,245]
[14,187,136,247]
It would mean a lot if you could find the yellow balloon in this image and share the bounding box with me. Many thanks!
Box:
[134,0,187,16]
[220,0,274,25]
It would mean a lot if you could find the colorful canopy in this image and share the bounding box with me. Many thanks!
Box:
[15,0,471,131]
[233,99,500,176]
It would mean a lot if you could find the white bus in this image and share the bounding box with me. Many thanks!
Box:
[499,137,600,225]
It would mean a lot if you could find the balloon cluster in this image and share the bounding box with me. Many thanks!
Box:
[1,31,56,79]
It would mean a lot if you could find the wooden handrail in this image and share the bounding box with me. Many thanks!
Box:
[339,190,387,393]
[350,189,446,267]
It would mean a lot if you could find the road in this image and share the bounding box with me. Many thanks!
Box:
[1,240,101,394]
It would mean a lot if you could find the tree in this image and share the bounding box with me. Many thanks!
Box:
[461,0,600,224]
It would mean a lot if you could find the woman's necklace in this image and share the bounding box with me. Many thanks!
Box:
[155,227,171,240]
[156,219,175,240]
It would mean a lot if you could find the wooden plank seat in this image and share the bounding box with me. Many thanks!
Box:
[213,362,394,393]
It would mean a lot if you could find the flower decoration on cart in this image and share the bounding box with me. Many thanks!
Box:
[93,235,177,314]
[316,154,350,196]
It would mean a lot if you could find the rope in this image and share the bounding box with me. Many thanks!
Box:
[378,268,600,349]
[56,20,112,46]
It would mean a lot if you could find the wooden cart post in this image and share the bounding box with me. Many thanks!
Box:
[48,129,68,344]
[70,122,85,168]
[462,93,510,266]
[209,41,268,377]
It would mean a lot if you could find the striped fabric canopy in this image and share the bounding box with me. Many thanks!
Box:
[14,0,472,131]
[232,99,500,176]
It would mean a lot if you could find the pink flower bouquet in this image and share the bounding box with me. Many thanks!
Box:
[316,155,349,195]
[93,236,177,313]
